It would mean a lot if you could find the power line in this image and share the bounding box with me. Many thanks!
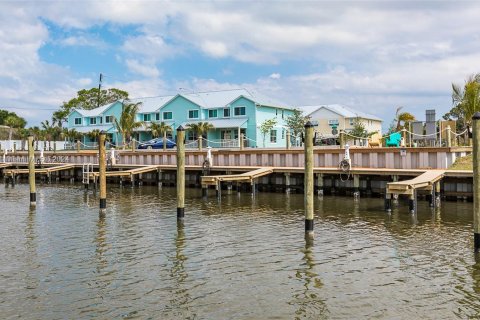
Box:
[0,106,58,111]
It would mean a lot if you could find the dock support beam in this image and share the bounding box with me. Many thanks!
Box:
[385,193,392,212]
[285,173,291,194]
[176,125,186,220]
[472,112,480,251]
[202,185,208,198]
[409,191,416,214]
[157,169,162,188]
[99,132,107,213]
[28,136,36,206]
[304,121,314,238]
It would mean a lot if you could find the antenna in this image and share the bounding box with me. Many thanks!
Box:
[97,73,103,108]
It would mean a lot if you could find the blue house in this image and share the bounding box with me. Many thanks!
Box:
[67,89,295,148]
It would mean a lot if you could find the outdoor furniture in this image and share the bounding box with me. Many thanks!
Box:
[386,132,401,147]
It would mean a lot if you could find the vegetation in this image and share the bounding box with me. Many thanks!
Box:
[443,74,480,131]
[449,154,473,170]
[186,122,214,149]
[285,109,310,146]
[260,118,277,147]
[113,101,143,148]
[150,122,173,150]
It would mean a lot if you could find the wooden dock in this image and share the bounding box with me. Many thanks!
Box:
[4,164,75,176]
[386,170,446,195]
[201,167,274,187]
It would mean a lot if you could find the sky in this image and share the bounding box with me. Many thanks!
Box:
[1,0,479,128]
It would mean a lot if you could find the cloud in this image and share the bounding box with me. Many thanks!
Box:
[269,73,281,79]
[125,59,160,78]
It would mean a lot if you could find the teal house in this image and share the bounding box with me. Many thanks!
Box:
[67,89,295,148]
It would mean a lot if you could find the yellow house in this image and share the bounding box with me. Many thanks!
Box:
[304,104,383,139]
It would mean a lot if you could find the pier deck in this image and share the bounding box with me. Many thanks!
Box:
[4,164,75,176]
[386,170,446,195]
[201,167,274,186]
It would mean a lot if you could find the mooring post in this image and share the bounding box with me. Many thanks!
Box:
[430,184,436,208]
[240,133,244,150]
[446,125,452,148]
[285,172,291,194]
[409,191,416,214]
[316,173,324,196]
[304,121,314,238]
[198,135,203,151]
[339,129,345,149]
[286,128,291,150]
[435,181,441,205]
[99,132,107,213]
[76,141,81,152]
[157,169,163,188]
[472,112,480,251]
[176,125,186,220]
[28,136,36,206]
[216,181,221,200]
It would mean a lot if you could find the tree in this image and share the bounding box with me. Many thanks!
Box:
[444,74,480,131]
[0,110,26,128]
[150,121,172,151]
[259,118,277,147]
[86,129,101,142]
[285,108,310,146]
[396,112,416,131]
[55,87,129,125]
[349,117,376,145]
[5,115,26,141]
[113,101,143,149]
[186,122,214,149]
[40,120,54,150]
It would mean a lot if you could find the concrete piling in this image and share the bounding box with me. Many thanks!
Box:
[176,126,186,220]
[472,112,480,251]
[28,136,36,206]
[304,121,314,238]
[99,132,107,213]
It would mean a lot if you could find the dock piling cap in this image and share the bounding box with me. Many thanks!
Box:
[473,112,480,120]
[304,121,314,128]
[177,125,185,131]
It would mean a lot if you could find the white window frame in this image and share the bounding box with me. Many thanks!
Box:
[234,106,246,117]
[188,109,199,119]
[90,117,97,125]
[74,117,82,125]
[143,114,151,122]
[270,129,277,143]
[328,119,339,126]
[223,108,230,118]
[105,115,113,123]
[155,113,160,121]
[163,111,173,120]
[208,109,218,118]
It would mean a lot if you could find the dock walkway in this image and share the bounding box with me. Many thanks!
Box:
[201,167,273,187]
[386,170,446,195]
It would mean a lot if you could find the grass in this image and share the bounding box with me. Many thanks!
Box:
[449,154,473,170]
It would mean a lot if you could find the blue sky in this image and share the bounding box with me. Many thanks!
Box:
[1,1,479,127]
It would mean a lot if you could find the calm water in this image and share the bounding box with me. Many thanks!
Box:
[1,183,480,319]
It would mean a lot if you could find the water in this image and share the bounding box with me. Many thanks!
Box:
[1,183,480,319]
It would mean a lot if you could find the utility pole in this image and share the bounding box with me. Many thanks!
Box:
[97,73,103,108]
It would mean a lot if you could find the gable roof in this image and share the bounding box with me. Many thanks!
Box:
[69,101,120,118]
[131,88,292,112]
[304,104,382,121]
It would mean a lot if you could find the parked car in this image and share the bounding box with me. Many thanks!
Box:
[138,138,176,149]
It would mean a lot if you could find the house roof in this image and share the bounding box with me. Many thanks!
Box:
[132,88,291,112]
[304,104,382,121]
[180,117,248,129]
[70,101,119,117]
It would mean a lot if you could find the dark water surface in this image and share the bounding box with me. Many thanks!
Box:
[1,183,480,319]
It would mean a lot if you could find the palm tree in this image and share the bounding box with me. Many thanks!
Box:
[452,74,480,126]
[186,122,214,150]
[40,120,54,150]
[30,126,41,150]
[113,101,143,149]
[150,121,172,151]
[4,115,25,142]
[396,112,416,131]
[86,129,101,143]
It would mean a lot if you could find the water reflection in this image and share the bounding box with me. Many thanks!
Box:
[290,241,328,320]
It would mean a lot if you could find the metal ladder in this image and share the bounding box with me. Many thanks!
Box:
[82,163,93,185]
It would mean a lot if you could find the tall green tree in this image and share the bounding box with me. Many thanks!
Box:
[5,115,27,141]
[285,109,310,146]
[113,101,143,149]
[396,112,416,131]
[259,118,277,147]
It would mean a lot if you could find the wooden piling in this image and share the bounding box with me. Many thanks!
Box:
[198,136,203,151]
[472,112,480,251]
[240,133,244,150]
[384,193,392,212]
[304,121,314,237]
[339,129,345,149]
[99,132,107,213]
[446,125,452,148]
[286,129,291,150]
[285,173,291,194]
[316,173,323,196]
[28,136,36,206]
[176,126,186,219]
[353,174,360,198]
[409,191,416,214]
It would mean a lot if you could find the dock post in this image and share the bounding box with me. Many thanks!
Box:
[28,136,36,206]
[198,136,203,151]
[240,133,244,150]
[99,132,107,213]
[227,182,232,194]
[286,129,291,150]
[157,169,163,188]
[176,125,186,220]
[76,141,81,152]
[429,185,436,208]
[251,179,256,197]
[13,142,16,153]
[409,191,416,214]
[285,173,291,194]
[339,129,345,149]
[384,193,392,212]
[435,181,441,206]
[316,173,324,196]
[353,174,360,199]
[472,112,480,251]
[202,184,208,198]
[304,121,314,238]
[216,181,221,200]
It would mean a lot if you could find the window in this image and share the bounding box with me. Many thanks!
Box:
[74,118,82,125]
[163,112,172,120]
[208,109,218,118]
[328,119,339,126]
[99,117,103,124]
[105,116,113,123]
[156,113,160,121]
[282,110,284,119]
[187,131,197,141]
[223,108,230,117]
[349,118,355,126]
[90,117,97,125]
[234,106,246,116]
[270,129,277,143]
[143,114,151,122]
[188,110,199,119]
